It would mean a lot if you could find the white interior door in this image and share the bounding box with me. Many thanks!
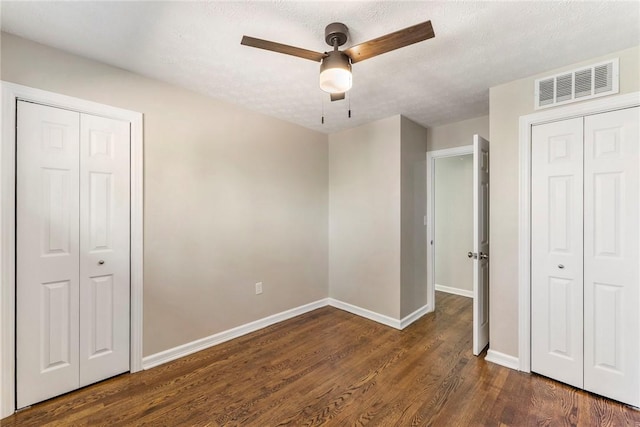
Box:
[17,102,130,408]
[531,107,639,407]
[79,113,130,387]
[531,117,584,389]
[472,134,490,356]
[16,101,81,408]
[583,107,639,407]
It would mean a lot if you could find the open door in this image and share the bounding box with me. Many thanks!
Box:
[472,134,490,355]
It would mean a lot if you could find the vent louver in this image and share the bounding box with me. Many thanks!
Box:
[574,69,592,98]
[594,62,613,94]
[534,58,619,110]
[539,78,554,106]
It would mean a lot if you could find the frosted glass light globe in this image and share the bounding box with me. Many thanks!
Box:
[319,51,352,94]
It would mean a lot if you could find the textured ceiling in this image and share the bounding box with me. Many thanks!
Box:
[1,1,639,133]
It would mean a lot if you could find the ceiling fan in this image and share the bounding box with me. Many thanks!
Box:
[241,20,435,102]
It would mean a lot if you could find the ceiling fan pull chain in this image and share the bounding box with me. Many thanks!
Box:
[348,92,351,118]
[321,95,325,124]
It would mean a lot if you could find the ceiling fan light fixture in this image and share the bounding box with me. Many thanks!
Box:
[242,20,435,101]
[319,51,352,94]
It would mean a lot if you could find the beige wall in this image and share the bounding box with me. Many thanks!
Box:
[329,116,402,318]
[328,115,428,320]
[2,33,329,356]
[400,117,428,317]
[434,155,473,292]
[489,45,640,358]
[427,115,489,152]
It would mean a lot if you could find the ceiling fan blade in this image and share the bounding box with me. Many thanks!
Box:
[330,92,346,102]
[344,20,435,64]
[241,36,326,62]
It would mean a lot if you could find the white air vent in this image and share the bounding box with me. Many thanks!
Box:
[534,58,619,110]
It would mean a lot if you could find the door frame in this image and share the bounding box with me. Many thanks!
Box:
[0,82,144,418]
[517,91,640,373]
[426,145,474,312]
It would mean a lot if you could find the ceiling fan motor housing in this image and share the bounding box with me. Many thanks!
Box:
[321,51,352,72]
[325,22,349,47]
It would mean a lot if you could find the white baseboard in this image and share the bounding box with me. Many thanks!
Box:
[143,297,432,370]
[485,349,519,371]
[435,284,473,298]
[328,298,402,329]
[329,298,430,330]
[142,298,329,370]
[400,304,431,329]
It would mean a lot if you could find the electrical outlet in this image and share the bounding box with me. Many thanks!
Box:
[255,282,263,295]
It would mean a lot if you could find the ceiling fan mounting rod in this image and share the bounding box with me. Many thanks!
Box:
[331,37,339,51]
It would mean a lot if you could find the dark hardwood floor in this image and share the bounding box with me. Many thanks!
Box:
[3,292,639,426]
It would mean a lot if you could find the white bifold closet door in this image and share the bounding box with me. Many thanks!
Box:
[16,101,130,408]
[531,117,585,389]
[583,107,639,405]
[531,106,640,407]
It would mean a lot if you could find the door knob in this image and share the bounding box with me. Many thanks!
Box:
[468,252,477,259]
[98,260,105,265]
[479,252,488,260]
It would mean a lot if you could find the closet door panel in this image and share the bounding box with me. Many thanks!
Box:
[584,107,639,407]
[79,113,131,386]
[531,117,584,388]
[16,101,81,408]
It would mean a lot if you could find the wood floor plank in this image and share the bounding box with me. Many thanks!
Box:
[3,292,640,426]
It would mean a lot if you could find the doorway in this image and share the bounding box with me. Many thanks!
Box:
[433,153,474,298]
[16,100,133,408]
[0,82,144,418]
[427,135,490,356]
[517,91,640,409]
[529,107,639,407]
